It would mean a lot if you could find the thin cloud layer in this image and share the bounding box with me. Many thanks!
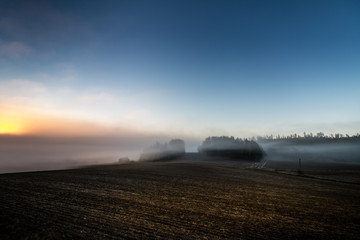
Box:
[0,78,177,136]
[0,41,32,58]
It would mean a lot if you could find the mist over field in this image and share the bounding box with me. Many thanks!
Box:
[1,133,360,173]
[0,134,201,173]
[0,136,125,173]
[259,138,360,169]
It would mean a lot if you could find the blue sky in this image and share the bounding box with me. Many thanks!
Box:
[1,0,359,139]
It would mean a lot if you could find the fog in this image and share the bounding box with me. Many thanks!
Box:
[0,135,201,174]
[139,139,186,161]
[259,139,360,170]
[2,133,360,174]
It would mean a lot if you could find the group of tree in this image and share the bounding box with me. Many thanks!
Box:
[141,136,265,162]
[256,132,360,141]
[198,136,264,161]
[140,132,359,162]
[139,139,185,161]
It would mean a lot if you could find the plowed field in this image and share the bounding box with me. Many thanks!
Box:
[1,162,359,239]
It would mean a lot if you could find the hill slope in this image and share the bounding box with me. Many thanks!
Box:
[1,162,359,239]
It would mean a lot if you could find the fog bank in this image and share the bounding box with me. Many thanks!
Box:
[259,139,360,170]
[0,135,201,174]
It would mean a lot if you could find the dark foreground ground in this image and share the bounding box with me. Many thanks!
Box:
[1,161,360,239]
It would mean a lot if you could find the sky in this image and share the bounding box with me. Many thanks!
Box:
[0,0,360,171]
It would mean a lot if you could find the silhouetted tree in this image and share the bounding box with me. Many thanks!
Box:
[168,139,185,153]
[198,136,264,161]
[140,139,185,161]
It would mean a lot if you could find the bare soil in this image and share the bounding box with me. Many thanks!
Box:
[1,161,359,239]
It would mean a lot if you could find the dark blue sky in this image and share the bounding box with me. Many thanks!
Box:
[1,0,359,137]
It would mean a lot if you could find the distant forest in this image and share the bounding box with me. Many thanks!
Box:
[139,133,360,162]
[255,132,360,144]
[198,136,264,160]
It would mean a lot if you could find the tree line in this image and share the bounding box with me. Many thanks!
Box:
[256,132,360,141]
[198,136,264,161]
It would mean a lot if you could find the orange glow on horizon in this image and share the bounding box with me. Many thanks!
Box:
[0,113,131,137]
[0,121,23,134]
[0,108,144,137]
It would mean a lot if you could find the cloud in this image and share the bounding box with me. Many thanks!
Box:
[0,2,72,39]
[0,79,48,107]
[0,79,46,95]
[0,78,117,109]
[0,41,32,58]
[0,17,23,39]
[122,109,151,121]
[0,2,91,50]
[34,64,80,84]
[78,92,115,104]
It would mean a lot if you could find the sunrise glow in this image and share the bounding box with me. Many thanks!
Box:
[0,121,23,134]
